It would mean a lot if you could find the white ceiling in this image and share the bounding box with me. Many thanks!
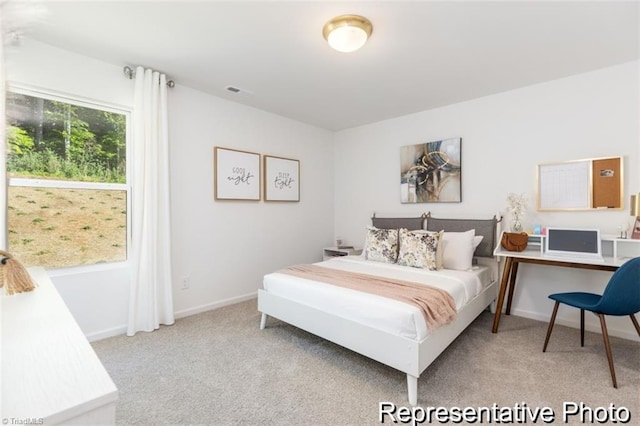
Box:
[16,1,640,131]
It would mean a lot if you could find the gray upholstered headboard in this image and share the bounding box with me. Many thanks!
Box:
[425,215,499,258]
[370,213,500,258]
[371,214,425,231]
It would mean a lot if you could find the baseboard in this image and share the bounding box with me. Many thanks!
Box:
[509,308,640,342]
[86,293,258,342]
[174,292,257,319]
[86,325,128,342]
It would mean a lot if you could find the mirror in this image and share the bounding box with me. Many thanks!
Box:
[536,156,623,211]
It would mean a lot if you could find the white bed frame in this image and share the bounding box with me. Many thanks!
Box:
[258,216,501,405]
[258,266,497,405]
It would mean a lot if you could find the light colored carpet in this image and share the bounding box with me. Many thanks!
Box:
[92,299,639,425]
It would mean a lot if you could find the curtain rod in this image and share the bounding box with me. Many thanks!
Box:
[123,66,175,88]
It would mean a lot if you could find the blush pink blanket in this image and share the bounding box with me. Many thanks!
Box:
[276,264,457,331]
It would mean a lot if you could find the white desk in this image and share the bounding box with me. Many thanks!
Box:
[491,233,640,333]
[1,267,118,424]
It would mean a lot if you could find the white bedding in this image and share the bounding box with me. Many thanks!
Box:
[262,256,494,341]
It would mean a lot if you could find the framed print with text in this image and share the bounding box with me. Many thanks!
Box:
[214,147,261,201]
[264,155,300,202]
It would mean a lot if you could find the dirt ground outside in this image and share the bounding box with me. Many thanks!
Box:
[7,186,127,269]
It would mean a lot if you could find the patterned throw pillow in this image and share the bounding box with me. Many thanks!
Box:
[397,229,443,270]
[364,227,399,264]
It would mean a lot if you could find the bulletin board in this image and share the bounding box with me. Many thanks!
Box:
[592,157,622,208]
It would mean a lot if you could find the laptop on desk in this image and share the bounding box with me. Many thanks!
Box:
[543,227,605,263]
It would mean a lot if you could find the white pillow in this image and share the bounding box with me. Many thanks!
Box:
[473,235,484,250]
[441,229,476,271]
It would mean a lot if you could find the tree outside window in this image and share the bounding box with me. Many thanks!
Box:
[5,89,129,269]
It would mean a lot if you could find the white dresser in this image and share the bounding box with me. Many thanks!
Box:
[1,267,118,425]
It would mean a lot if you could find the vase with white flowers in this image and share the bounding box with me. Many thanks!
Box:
[506,193,527,233]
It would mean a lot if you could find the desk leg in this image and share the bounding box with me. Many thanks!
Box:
[492,256,513,333]
[505,261,519,315]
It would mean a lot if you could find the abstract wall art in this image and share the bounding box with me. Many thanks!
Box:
[400,138,461,203]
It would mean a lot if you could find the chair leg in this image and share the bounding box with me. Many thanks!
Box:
[580,309,585,347]
[630,314,640,338]
[543,301,560,352]
[598,314,617,388]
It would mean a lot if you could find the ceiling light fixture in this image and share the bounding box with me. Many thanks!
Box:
[322,14,373,53]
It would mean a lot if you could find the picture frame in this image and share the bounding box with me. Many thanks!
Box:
[631,217,640,240]
[263,155,300,202]
[400,137,462,203]
[214,147,261,201]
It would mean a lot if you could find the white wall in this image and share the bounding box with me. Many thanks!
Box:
[5,39,335,339]
[334,61,640,340]
[169,84,334,317]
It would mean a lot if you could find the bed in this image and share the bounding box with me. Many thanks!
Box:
[258,214,502,405]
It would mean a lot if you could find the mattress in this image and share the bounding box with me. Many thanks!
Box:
[262,256,495,341]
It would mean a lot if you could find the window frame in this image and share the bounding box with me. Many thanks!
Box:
[5,84,132,272]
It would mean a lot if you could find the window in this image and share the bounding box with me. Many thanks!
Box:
[5,87,130,269]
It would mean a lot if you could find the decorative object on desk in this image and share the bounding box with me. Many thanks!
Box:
[631,220,640,240]
[0,250,37,295]
[400,138,461,204]
[214,147,261,201]
[617,223,629,239]
[506,192,527,232]
[533,224,542,235]
[631,193,640,239]
[500,232,528,252]
[264,155,300,202]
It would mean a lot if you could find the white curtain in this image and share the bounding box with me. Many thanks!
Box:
[127,67,174,336]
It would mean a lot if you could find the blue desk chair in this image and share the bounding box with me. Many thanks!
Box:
[542,257,640,388]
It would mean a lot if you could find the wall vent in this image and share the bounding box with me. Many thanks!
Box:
[225,86,253,97]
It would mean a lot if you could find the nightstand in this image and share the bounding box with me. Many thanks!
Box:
[322,246,362,261]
